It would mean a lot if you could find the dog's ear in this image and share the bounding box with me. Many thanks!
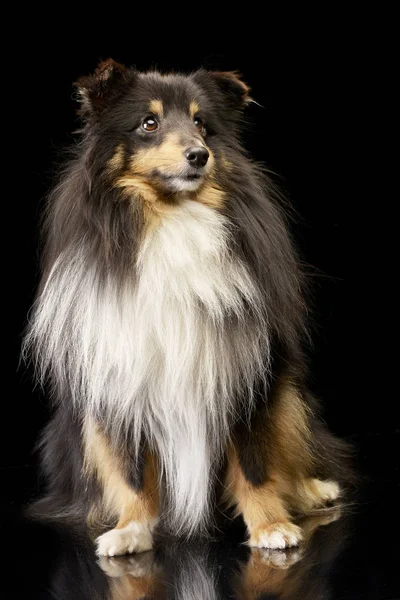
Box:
[74,59,132,119]
[208,71,251,108]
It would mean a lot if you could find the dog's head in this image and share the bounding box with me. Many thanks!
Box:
[75,60,250,204]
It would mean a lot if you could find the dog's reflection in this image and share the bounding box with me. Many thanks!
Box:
[45,508,347,599]
[95,508,346,599]
[98,552,163,599]
[99,545,221,600]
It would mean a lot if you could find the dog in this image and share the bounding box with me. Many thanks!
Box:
[24,59,350,557]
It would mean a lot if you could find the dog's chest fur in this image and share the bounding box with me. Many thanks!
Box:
[28,198,268,533]
[127,198,266,532]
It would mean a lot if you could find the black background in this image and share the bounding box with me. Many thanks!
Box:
[5,16,396,476]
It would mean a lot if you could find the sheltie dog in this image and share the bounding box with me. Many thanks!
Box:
[24,59,350,557]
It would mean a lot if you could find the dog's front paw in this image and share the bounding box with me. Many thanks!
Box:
[248,522,303,550]
[96,521,154,557]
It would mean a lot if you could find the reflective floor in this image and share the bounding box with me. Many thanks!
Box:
[3,432,399,599]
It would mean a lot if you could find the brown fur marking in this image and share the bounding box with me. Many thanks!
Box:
[130,133,186,177]
[189,100,200,118]
[149,99,164,118]
[83,419,159,528]
[267,381,316,488]
[224,444,291,532]
[129,132,214,178]
[193,179,225,209]
[223,379,340,544]
[108,144,126,172]
[220,152,233,172]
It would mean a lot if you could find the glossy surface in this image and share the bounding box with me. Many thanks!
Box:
[3,432,398,599]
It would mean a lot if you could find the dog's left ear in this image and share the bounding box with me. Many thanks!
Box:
[74,58,132,119]
[208,71,251,108]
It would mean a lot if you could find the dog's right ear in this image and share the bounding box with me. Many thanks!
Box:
[74,59,132,119]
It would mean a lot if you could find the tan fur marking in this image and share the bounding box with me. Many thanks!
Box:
[190,100,200,118]
[130,132,185,177]
[223,378,340,544]
[295,478,341,513]
[223,444,291,532]
[116,452,159,529]
[83,419,159,527]
[211,71,251,99]
[220,152,233,171]
[116,176,160,205]
[115,175,178,233]
[129,132,214,179]
[115,133,217,212]
[108,144,125,172]
[249,381,318,511]
[268,381,316,485]
[264,382,342,515]
[149,99,163,117]
[193,178,224,209]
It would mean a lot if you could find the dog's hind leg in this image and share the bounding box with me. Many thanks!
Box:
[223,443,303,549]
[223,378,343,549]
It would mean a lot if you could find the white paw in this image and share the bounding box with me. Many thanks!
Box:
[96,521,154,557]
[249,523,303,550]
[312,479,340,502]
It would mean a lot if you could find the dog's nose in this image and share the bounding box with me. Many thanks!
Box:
[184,147,209,168]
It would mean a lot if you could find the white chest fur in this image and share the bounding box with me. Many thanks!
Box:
[27,198,268,534]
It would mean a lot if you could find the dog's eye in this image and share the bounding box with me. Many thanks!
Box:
[141,116,159,132]
[194,117,206,135]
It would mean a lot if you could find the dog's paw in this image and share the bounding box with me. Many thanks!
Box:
[312,479,340,503]
[248,522,303,549]
[96,521,154,557]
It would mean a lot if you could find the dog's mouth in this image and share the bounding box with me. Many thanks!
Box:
[182,173,202,181]
[155,169,205,192]
[163,172,202,182]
